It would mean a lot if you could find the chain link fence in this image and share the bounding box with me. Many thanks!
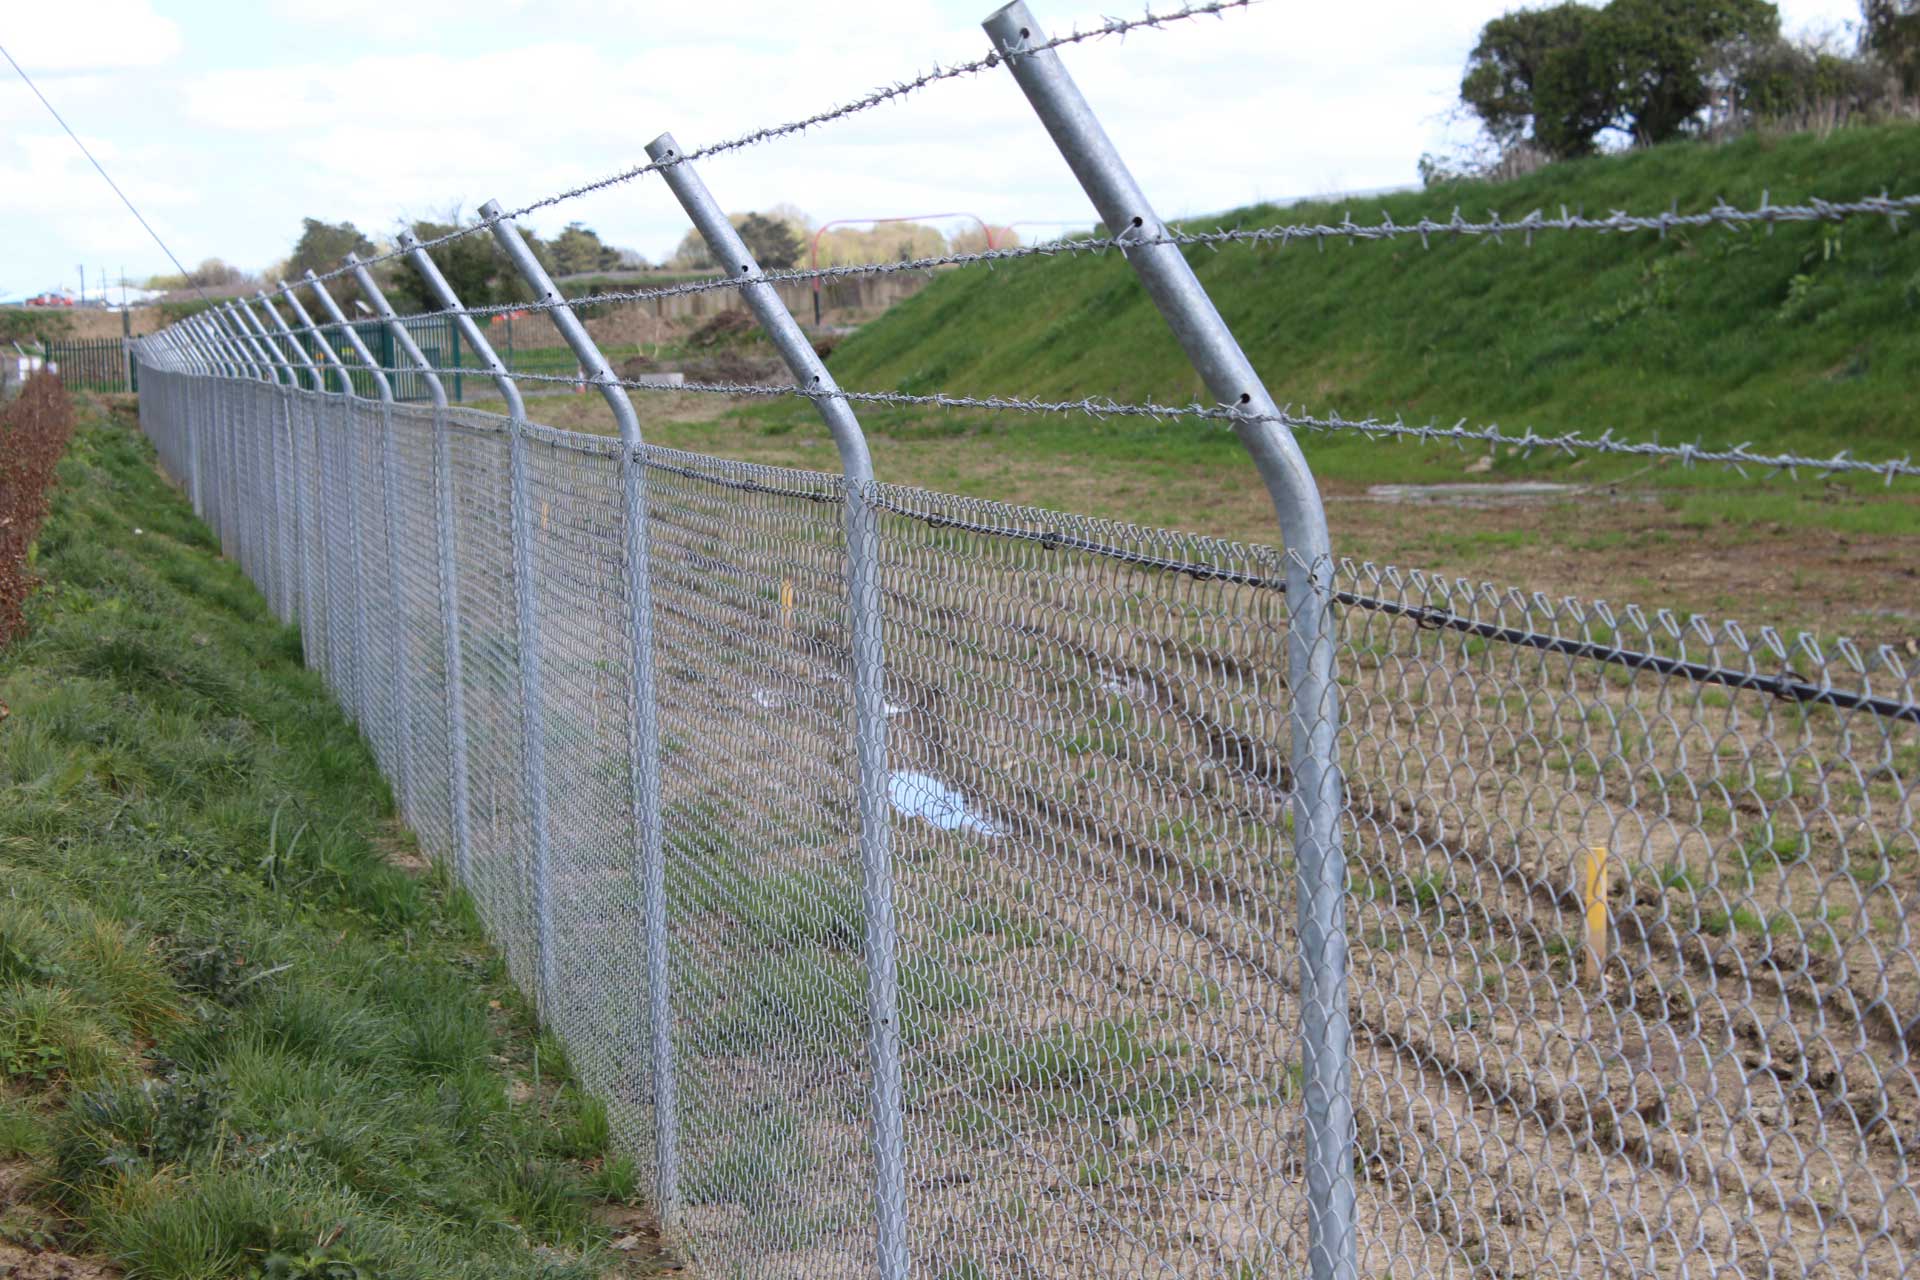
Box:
[133,366,1917,1278]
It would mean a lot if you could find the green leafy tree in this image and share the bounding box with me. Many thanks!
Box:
[668,212,806,271]
[289,219,374,281]
[668,227,713,271]
[184,258,250,289]
[736,213,803,270]
[1601,0,1780,142]
[386,213,555,314]
[1861,0,1920,91]
[1461,0,1781,158]
[283,218,375,310]
[1728,30,1887,122]
[1462,3,1613,156]
[549,222,623,276]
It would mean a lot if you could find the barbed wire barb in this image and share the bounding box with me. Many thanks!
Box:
[297,0,1255,291]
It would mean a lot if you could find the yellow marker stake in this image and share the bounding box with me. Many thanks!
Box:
[780,576,794,632]
[1583,845,1610,983]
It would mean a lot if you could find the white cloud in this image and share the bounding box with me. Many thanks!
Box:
[1,0,182,71]
[0,0,1888,290]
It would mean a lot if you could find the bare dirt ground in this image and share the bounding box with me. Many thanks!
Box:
[255,389,1913,1277]
[0,1161,118,1280]
[456,389,1920,644]
[407,414,1907,1277]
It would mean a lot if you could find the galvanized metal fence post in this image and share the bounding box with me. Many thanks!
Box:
[982,7,1356,1278]
[645,135,905,1274]
[210,306,267,381]
[190,315,238,556]
[212,305,282,615]
[350,252,475,890]
[398,229,557,1022]
[234,300,310,637]
[480,200,678,1224]
[307,270,416,830]
[256,293,350,707]
[164,327,203,515]
[178,319,212,523]
[275,285,377,736]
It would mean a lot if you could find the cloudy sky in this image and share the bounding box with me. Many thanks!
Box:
[1,0,1863,298]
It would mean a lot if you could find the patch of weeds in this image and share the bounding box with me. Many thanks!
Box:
[0,1202,60,1251]
[0,985,128,1089]
[966,1018,1210,1145]
[543,1089,610,1161]
[584,1154,638,1202]
[55,1070,232,1187]
[262,1244,382,1279]
[1075,1154,1116,1188]
[168,932,260,1008]
[728,865,863,952]
[684,1106,813,1211]
[939,901,1044,948]
[902,956,985,1042]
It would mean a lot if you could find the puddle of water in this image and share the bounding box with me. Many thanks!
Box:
[888,770,1001,837]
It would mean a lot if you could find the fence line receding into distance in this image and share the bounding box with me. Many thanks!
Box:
[122,2,1918,1278]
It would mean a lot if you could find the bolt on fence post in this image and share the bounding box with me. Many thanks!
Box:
[480,199,677,1223]
[982,7,1356,1278]
[399,229,557,1024]
[645,134,905,1273]
[307,270,417,830]
[275,286,377,736]
[350,253,476,890]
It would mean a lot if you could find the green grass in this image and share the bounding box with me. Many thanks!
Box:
[0,401,665,1279]
[820,124,1920,500]
[964,1018,1212,1148]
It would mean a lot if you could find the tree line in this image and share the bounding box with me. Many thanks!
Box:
[146,205,1023,315]
[1439,0,1918,178]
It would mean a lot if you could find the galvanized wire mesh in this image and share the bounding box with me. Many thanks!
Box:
[133,366,1917,1279]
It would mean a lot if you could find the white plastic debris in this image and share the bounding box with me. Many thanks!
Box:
[888,770,1000,837]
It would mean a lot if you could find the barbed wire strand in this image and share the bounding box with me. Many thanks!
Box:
[145,345,1920,484]
[262,188,1918,330]
[296,0,1253,291]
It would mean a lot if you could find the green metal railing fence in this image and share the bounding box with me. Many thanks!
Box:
[43,336,135,393]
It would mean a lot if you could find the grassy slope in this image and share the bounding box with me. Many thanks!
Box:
[0,400,664,1279]
[825,125,1920,492]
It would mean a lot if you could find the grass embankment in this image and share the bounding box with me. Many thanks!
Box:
[0,396,668,1278]
[828,125,1920,485]
[472,125,1919,632]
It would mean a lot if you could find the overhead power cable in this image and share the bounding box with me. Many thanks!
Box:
[0,42,211,304]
